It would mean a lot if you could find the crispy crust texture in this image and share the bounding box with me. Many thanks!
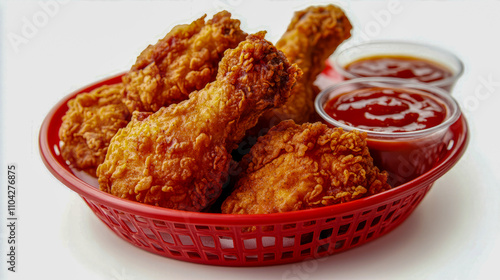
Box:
[60,11,246,174]
[258,5,352,130]
[122,11,247,113]
[59,84,130,176]
[97,33,301,211]
[222,120,391,214]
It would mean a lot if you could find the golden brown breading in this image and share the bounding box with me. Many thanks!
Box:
[60,11,246,175]
[97,33,301,211]
[122,11,247,113]
[59,84,130,176]
[221,120,391,214]
[257,5,352,130]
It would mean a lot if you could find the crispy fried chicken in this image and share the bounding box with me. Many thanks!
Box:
[97,33,301,211]
[59,11,246,174]
[122,11,247,113]
[222,120,391,214]
[58,84,130,176]
[257,5,352,132]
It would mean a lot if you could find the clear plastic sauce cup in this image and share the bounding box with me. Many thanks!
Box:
[332,41,464,93]
[315,77,461,186]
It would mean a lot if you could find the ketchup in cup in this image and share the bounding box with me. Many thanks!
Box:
[315,78,461,186]
[324,87,447,133]
[332,41,464,92]
[345,56,453,84]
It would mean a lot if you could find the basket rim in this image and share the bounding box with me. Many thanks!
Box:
[38,73,470,226]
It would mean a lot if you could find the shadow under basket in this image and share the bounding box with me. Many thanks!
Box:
[39,74,469,266]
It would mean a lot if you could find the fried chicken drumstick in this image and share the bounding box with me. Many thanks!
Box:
[97,33,301,211]
[258,5,352,130]
[59,11,246,174]
[222,121,391,214]
[123,11,247,113]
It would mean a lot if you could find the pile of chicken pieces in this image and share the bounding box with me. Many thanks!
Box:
[59,5,391,214]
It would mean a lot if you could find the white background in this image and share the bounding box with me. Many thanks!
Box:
[1,0,500,279]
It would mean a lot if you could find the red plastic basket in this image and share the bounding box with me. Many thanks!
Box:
[39,74,469,266]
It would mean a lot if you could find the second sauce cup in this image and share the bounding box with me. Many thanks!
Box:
[331,41,464,93]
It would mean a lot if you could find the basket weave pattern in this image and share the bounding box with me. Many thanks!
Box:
[82,183,430,266]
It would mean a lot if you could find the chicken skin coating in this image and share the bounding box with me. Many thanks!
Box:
[122,11,247,113]
[59,84,130,176]
[258,5,352,130]
[60,11,245,174]
[97,33,301,211]
[222,121,391,214]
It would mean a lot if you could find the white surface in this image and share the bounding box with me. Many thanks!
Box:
[1,1,499,279]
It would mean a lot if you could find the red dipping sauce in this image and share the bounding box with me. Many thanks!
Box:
[315,79,460,187]
[324,87,447,133]
[345,55,453,84]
